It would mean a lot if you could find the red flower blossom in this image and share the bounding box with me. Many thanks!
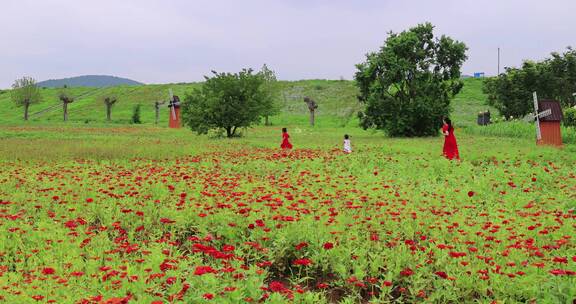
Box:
[31,295,45,301]
[434,271,448,279]
[295,242,308,251]
[194,266,217,275]
[269,281,286,292]
[42,267,56,275]
[159,218,175,224]
[292,258,312,266]
[323,242,334,250]
[203,293,214,300]
[400,268,414,276]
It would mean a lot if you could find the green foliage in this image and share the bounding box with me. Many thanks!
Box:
[564,107,576,127]
[355,23,468,137]
[131,104,142,124]
[0,124,575,303]
[259,64,281,125]
[484,47,576,118]
[181,69,268,137]
[10,76,43,120]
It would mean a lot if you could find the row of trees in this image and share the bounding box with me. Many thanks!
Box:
[10,77,148,122]
[10,23,470,137]
[483,48,576,118]
[181,23,468,138]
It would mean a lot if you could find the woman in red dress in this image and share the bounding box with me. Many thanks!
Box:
[280,128,293,149]
[442,118,459,160]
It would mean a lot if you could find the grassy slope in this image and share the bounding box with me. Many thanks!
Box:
[0,78,486,128]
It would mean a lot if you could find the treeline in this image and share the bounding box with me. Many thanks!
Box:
[483,48,576,118]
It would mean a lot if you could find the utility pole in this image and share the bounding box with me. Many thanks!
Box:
[497,47,501,76]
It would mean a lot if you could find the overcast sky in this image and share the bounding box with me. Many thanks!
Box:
[1,0,575,88]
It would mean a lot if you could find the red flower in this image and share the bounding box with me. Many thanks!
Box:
[382,281,393,287]
[434,271,448,279]
[323,242,334,250]
[295,242,308,251]
[42,267,56,275]
[160,218,175,224]
[166,276,176,284]
[400,268,414,276]
[86,198,94,203]
[203,293,214,300]
[552,257,567,264]
[550,269,576,276]
[31,295,45,301]
[292,258,312,266]
[467,191,475,197]
[269,281,286,292]
[194,266,217,275]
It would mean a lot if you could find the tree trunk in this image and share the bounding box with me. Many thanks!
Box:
[155,104,160,125]
[63,102,68,121]
[226,127,232,138]
[24,103,30,121]
[309,110,315,127]
[265,115,270,126]
[106,104,111,121]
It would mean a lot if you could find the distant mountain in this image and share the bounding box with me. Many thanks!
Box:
[38,75,143,88]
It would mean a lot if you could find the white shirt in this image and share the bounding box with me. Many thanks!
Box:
[343,139,352,153]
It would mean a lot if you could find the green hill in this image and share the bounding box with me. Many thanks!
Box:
[37,75,143,88]
[0,78,491,127]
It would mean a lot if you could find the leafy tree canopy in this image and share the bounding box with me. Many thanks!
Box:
[181,69,269,137]
[484,47,576,119]
[355,23,468,137]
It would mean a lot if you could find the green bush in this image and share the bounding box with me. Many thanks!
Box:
[564,107,576,127]
[181,69,270,138]
[131,104,142,124]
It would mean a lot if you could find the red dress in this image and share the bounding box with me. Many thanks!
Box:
[281,132,293,149]
[442,124,459,160]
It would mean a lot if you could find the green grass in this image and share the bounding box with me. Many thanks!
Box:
[0,124,574,303]
[0,78,486,128]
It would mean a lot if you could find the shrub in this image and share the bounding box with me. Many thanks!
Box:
[564,107,576,127]
[131,104,142,124]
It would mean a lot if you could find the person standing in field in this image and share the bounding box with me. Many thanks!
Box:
[281,128,293,149]
[442,118,459,160]
[343,134,352,153]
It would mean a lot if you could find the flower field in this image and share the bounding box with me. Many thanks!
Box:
[0,125,574,303]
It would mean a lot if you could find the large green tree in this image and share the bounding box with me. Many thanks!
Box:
[355,23,468,137]
[181,69,268,137]
[259,64,281,126]
[484,47,576,118]
[10,76,42,121]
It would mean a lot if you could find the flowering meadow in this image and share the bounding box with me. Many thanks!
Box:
[0,125,574,303]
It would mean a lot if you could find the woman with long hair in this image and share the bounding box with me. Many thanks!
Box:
[442,118,459,160]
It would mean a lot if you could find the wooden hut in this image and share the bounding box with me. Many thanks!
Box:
[537,100,563,147]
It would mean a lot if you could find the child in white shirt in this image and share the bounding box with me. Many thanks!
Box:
[343,134,352,153]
